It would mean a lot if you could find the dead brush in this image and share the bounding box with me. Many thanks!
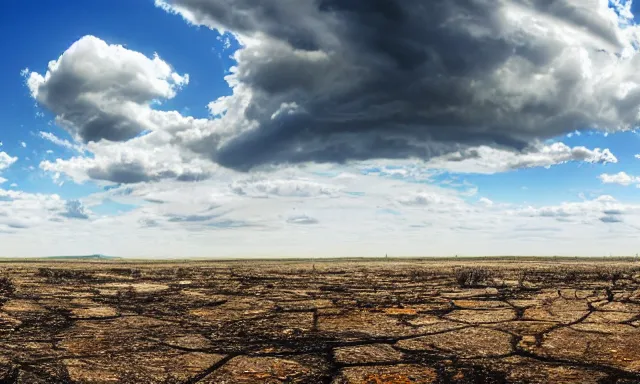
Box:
[130,268,142,279]
[454,267,494,288]
[174,267,187,278]
[408,269,438,282]
[516,269,531,288]
[116,286,137,301]
[0,277,15,305]
[37,268,94,283]
[559,269,579,284]
[108,268,143,279]
[595,267,628,285]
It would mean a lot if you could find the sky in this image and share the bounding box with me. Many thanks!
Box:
[2,0,640,257]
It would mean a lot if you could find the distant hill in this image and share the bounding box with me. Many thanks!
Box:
[45,254,121,260]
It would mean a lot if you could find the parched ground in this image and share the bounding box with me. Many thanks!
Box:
[0,258,638,383]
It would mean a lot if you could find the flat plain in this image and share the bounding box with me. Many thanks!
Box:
[0,258,639,383]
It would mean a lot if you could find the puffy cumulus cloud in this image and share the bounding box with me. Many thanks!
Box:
[153,0,640,170]
[26,36,189,143]
[0,152,17,185]
[60,200,90,220]
[0,189,98,233]
[24,35,217,185]
[397,191,465,207]
[229,177,340,198]
[40,128,217,184]
[0,189,64,231]
[600,171,640,186]
[517,195,632,224]
[0,152,17,171]
[478,197,494,207]
[425,143,617,174]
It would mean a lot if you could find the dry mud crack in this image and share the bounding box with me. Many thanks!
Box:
[0,259,638,383]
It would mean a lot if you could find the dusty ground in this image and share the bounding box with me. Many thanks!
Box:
[0,258,638,383]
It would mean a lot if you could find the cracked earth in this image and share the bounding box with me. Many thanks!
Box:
[0,259,639,383]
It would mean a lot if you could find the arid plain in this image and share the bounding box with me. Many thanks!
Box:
[0,258,638,383]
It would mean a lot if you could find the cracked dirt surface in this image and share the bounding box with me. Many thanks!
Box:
[0,259,638,383]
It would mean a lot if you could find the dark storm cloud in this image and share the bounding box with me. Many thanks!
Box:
[87,163,152,184]
[86,162,210,184]
[160,0,635,170]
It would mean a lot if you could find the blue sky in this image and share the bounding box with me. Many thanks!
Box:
[1,1,640,257]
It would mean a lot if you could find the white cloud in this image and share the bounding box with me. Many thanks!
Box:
[425,143,617,174]
[0,152,17,188]
[6,169,640,257]
[20,142,26,148]
[516,195,632,225]
[0,189,64,231]
[60,200,90,220]
[0,152,17,171]
[599,171,640,186]
[566,130,582,138]
[38,131,84,153]
[0,187,98,236]
[397,191,464,207]
[229,177,340,198]
[478,197,494,207]
[287,215,319,225]
[40,130,217,184]
[4,163,640,256]
[23,35,220,185]
[26,36,189,143]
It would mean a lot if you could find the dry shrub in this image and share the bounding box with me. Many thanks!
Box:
[516,269,530,288]
[37,268,94,282]
[116,286,137,300]
[130,268,142,279]
[408,269,438,282]
[561,269,578,284]
[110,268,142,279]
[454,267,494,288]
[0,277,15,300]
[595,267,628,285]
